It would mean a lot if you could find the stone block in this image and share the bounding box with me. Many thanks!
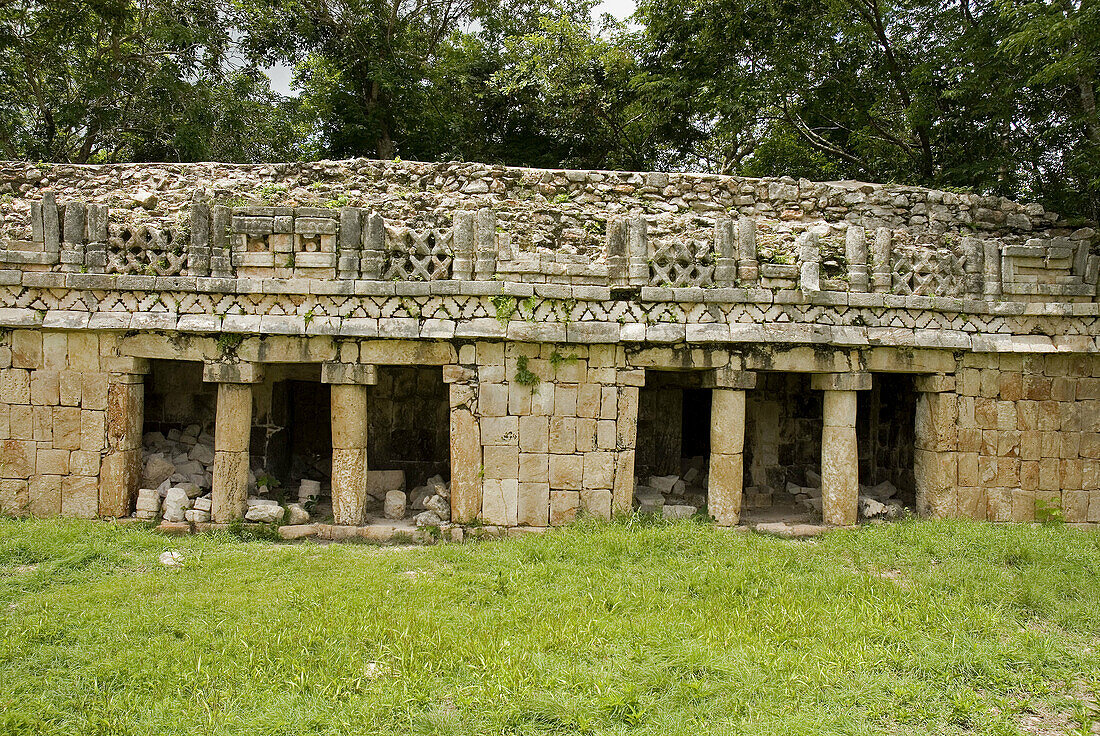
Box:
[482,478,518,526]
[11,331,42,369]
[577,383,601,418]
[100,449,141,517]
[986,487,1012,522]
[80,410,105,451]
[450,408,482,523]
[710,389,746,455]
[0,478,28,514]
[483,445,519,480]
[708,451,743,526]
[575,418,596,452]
[30,371,59,406]
[1,369,30,404]
[214,383,253,452]
[1063,490,1089,523]
[35,448,69,475]
[530,383,555,415]
[582,452,614,490]
[211,450,249,522]
[555,385,578,416]
[518,416,548,453]
[41,333,67,369]
[549,416,576,454]
[82,373,109,410]
[957,486,986,520]
[549,454,583,490]
[482,416,519,446]
[1,439,35,478]
[59,371,81,405]
[29,475,61,516]
[507,381,533,415]
[580,488,612,521]
[519,452,549,483]
[1011,489,1036,522]
[549,490,579,525]
[8,405,31,440]
[61,475,99,518]
[517,481,549,526]
[479,383,508,417]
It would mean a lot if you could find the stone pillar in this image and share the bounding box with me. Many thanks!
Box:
[606,217,629,286]
[736,217,759,283]
[713,218,737,285]
[612,370,644,515]
[100,359,149,517]
[323,362,376,526]
[913,373,958,518]
[983,240,1002,299]
[204,361,263,523]
[846,226,869,291]
[444,364,482,523]
[706,368,755,526]
[627,215,648,286]
[798,231,821,293]
[872,227,892,293]
[811,372,871,526]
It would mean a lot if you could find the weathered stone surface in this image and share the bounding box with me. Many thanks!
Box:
[331,448,367,525]
[384,490,407,520]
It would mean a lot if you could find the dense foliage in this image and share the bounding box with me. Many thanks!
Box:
[1,0,1097,218]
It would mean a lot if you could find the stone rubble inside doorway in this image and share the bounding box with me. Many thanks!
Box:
[134,426,452,527]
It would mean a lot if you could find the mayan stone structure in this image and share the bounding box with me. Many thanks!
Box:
[0,158,1098,533]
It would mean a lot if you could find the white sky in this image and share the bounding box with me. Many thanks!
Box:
[264,0,637,95]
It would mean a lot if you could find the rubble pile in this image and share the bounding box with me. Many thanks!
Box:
[372,473,452,527]
[781,472,904,520]
[634,456,708,520]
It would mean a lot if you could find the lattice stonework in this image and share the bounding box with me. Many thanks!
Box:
[891,245,962,297]
[106,224,187,276]
[382,228,454,281]
[649,239,715,287]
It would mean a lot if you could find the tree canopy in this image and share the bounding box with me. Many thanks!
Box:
[1,0,1097,218]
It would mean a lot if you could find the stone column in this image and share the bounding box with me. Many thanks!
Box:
[612,369,644,515]
[706,368,755,526]
[444,364,482,523]
[100,360,148,517]
[204,361,263,523]
[323,362,376,526]
[913,373,958,518]
[811,372,871,526]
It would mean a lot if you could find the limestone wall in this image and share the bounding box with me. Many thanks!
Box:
[0,158,1097,530]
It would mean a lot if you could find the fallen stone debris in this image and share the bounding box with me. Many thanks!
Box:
[135,428,452,530]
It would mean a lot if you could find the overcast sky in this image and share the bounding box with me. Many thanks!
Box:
[264,0,637,94]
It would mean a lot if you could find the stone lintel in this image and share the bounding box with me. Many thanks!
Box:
[703,368,757,389]
[442,364,477,384]
[105,356,151,375]
[203,361,265,384]
[321,362,378,385]
[810,372,872,392]
[913,374,956,393]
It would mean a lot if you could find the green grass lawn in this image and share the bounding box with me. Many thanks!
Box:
[2,518,1099,735]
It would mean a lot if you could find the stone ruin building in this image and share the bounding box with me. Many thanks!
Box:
[0,158,1098,538]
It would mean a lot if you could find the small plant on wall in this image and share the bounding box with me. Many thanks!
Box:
[514,355,540,393]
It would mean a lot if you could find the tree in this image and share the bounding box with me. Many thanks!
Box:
[636,0,1100,218]
[0,0,303,163]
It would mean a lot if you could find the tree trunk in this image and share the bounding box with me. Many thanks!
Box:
[1077,71,1100,145]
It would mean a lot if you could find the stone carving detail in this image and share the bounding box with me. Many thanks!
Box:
[649,238,715,287]
[106,223,186,276]
[890,244,962,297]
[382,227,454,281]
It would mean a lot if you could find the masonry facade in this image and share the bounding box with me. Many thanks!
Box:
[0,159,1097,528]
